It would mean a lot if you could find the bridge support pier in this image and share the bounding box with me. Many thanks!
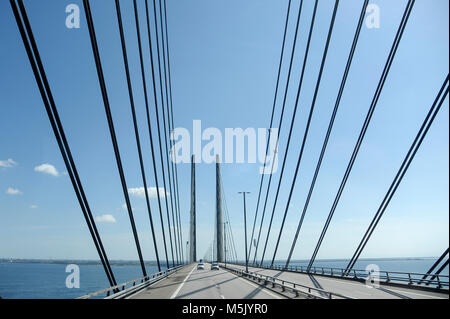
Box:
[189,155,196,263]
[216,155,223,262]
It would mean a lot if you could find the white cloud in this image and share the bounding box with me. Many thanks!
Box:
[30,205,38,209]
[128,187,169,199]
[95,214,117,223]
[0,159,18,168]
[118,203,139,212]
[6,187,22,195]
[34,163,59,177]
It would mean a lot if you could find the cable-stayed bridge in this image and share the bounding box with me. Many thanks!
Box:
[7,0,449,299]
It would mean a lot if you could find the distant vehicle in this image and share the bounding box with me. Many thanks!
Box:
[211,263,220,270]
[197,263,205,270]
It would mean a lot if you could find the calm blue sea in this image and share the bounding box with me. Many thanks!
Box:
[0,258,447,299]
[0,262,162,299]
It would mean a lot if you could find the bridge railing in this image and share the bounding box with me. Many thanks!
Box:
[232,263,449,289]
[78,265,184,299]
[222,264,353,299]
[266,264,449,289]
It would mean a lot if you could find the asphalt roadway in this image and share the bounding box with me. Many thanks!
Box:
[129,263,284,299]
[128,263,448,299]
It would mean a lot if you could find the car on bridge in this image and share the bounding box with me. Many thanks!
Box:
[211,263,220,270]
[197,263,205,270]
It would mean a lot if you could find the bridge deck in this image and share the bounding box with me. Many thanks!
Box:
[226,263,448,299]
[129,264,284,299]
[126,263,448,299]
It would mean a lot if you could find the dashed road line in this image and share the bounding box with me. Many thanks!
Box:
[170,265,196,299]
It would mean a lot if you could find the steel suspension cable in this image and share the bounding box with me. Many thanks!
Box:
[165,103,182,266]
[115,0,161,271]
[162,0,184,263]
[223,201,237,262]
[248,0,292,261]
[83,0,147,277]
[149,0,176,267]
[427,260,449,284]
[10,0,117,288]
[139,0,170,268]
[271,0,339,266]
[221,178,238,262]
[225,220,237,263]
[285,0,369,268]
[252,0,305,265]
[307,0,415,271]
[259,0,319,266]
[219,173,232,259]
[226,221,237,263]
[344,75,449,274]
[156,0,180,265]
[419,248,449,284]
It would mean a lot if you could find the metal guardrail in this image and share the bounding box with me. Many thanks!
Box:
[265,264,449,289]
[78,265,184,299]
[230,263,449,289]
[222,264,352,299]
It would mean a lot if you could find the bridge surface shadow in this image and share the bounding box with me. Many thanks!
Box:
[176,276,238,299]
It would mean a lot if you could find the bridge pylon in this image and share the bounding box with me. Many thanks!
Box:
[189,155,196,263]
[216,155,224,262]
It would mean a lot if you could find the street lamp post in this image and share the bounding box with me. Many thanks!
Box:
[238,191,250,274]
[186,241,189,264]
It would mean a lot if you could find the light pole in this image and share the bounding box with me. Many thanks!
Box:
[238,191,250,273]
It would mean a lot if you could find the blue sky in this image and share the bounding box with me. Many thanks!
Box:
[0,0,448,262]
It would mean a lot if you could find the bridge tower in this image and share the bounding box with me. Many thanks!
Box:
[216,155,224,262]
[189,155,196,263]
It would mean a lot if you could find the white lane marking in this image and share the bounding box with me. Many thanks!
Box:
[220,295,225,299]
[238,266,447,299]
[234,274,283,299]
[170,265,196,299]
